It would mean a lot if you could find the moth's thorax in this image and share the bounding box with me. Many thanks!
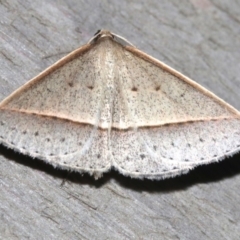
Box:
[96,39,118,129]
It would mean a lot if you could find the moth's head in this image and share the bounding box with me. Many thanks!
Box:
[88,29,114,44]
[88,30,134,47]
[94,29,114,39]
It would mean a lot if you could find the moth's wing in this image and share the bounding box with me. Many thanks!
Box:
[0,44,106,126]
[111,120,240,179]
[111,45,240,179]
[0,42,111,176]
[0,109,110,176]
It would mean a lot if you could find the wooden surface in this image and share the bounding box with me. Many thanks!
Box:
[1,0,240,239]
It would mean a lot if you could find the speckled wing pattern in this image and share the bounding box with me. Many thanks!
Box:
[0,30,240,179]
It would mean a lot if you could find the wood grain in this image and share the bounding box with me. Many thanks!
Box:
[1,0,240,239]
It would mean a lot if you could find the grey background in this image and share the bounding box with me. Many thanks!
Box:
[0,0,240,239]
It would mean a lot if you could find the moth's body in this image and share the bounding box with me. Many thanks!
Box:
[0,30,240,179]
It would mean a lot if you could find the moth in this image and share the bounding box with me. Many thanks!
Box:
[0,30,240,179]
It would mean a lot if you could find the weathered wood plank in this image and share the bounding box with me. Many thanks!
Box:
[1,0,240,239]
